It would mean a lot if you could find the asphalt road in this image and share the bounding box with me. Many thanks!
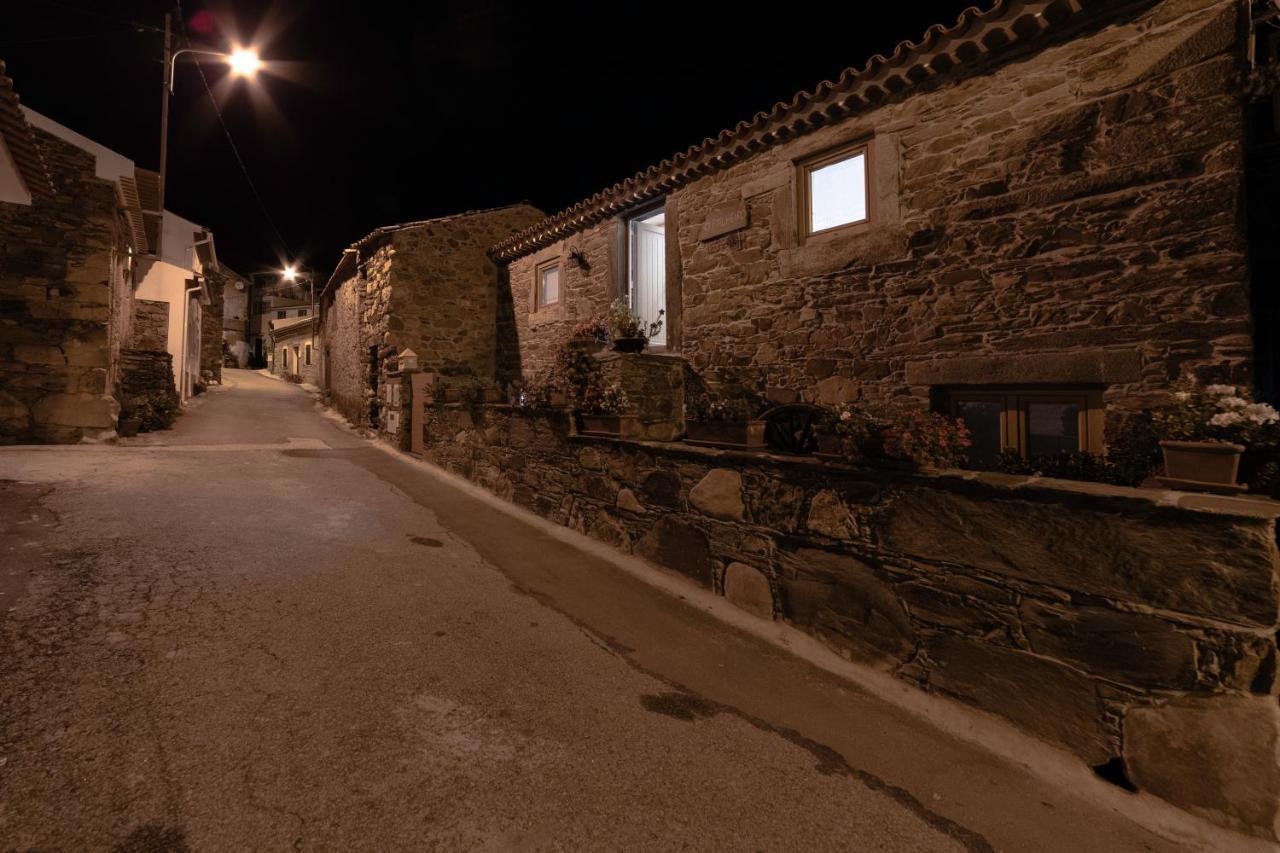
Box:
[0,370,1199,851]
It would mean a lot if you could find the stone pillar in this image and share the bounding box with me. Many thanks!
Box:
[594,352,685,441]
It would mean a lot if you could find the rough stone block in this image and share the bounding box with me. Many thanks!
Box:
[1124,695,1280,840]
[616,488,646,514]
[879,488,1280,628]
[689,469,745,521]
[778,548,913,665]
[636,517,713,586]
[1021,601,1199,689]
[723,562,774,619]
[806,489,859,540]
[32,392,118,430]
[927,634,1113,764]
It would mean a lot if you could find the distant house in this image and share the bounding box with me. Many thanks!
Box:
[268,314,317,383]
[0,59,225,442]
[216,266,252,369]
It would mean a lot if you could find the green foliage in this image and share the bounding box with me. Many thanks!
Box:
[991,449,1126,485]
[606,298,664,342]
[822,402,883,459]
[123,390,179,433]
[581,382,630,414]
[686,385,767,423]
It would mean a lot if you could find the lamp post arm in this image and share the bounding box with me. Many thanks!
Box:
[168,48,233,92]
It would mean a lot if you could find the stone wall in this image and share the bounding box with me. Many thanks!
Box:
[117,348,177,432]
[418,401,1280,839]
[389,205,544,381]
[503,0,1250,426]
[323,275,366,426]
[271,330,318,384]
[0,128,130,443]
[130,299,169,352]
[200,274,224,384]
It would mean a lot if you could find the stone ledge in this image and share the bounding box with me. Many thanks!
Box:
[904,349,1143,386]
[566,433,1280,523]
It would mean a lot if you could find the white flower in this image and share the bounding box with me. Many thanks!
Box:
[1217,396,1248,410]
[840,411,852,422]
[1205,384,1237,396]
[1244,402,1279,425]
[1174,391,1191,401]
[1210,411,1244,427]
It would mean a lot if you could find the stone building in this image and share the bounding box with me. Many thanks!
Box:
[318,203,544,427]
[218,266,252,369]
[491,0,1270,464]
[0,64,134,443]
[372,0,1280,841]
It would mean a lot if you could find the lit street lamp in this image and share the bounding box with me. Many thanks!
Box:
[156,11,261,254]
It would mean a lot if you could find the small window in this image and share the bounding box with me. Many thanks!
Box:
[801,143,868,236]
[945,388,1103,467]
[281,348,288,369]
[535,260,560,308]
[305,343,312,366]
[298,308,308,317]
[276,310,286,319]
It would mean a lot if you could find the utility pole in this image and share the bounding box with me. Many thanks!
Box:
[156,12,172,258]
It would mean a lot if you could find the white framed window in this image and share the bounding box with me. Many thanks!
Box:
[800,143,869,236]
[535,259,560,308]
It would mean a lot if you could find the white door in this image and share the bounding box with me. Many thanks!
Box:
[629,209,666,347]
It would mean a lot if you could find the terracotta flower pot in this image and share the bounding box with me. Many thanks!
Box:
[479,387,504,404]
[547,391,568,408]
[612,337,647,354]
[1157,440,1247,494]
[685,420,766,450]
[577,413,634,437]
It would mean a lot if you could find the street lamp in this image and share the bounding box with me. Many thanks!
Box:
[156,11,261,254]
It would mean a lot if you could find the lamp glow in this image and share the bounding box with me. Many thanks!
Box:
[282,265,297,281]
[228,49,262,77]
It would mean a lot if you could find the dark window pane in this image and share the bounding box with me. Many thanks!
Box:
[1027,402,1081,456]
[955,400,1003,466]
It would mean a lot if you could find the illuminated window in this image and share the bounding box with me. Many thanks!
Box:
[801,143,868,235]
[535,259,560,308]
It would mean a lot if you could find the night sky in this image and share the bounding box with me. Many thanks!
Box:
[5,0,978,277]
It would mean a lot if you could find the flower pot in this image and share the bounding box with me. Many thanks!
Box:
[577,413,634,437]
[118,417,142,438]
[568,338,606,356]
[1157,440,1247,494]
[612,336,647,354]
[685,420,766,450]
[547,391,568,408]
[434,387,461,404]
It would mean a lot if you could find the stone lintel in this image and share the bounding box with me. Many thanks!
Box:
[904,349,1143,386]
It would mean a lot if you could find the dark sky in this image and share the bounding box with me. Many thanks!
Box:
[4,0,978,277]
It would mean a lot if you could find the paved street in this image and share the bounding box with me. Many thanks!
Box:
[0,370,1196,851]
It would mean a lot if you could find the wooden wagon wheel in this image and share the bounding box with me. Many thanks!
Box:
[762,403,826,454]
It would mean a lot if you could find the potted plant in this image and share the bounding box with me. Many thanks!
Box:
[817,403,881,461]
[684,389,768,449]
[879,410,972,472]
[577,382,634,437]
[606,298,664,353]
[1151,382,1279,493]
[568,315,610,355]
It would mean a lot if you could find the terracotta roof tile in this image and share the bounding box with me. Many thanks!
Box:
[490,0,1108,262]
[0,60,54,202]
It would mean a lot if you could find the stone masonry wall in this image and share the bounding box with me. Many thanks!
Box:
[200,274,224,384]
[323,275,365,426]
[504,0,1250,428]
[419,401,1280,839]
[130,300,169,352]
[0,128,130,443]
[389,205,544,381]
